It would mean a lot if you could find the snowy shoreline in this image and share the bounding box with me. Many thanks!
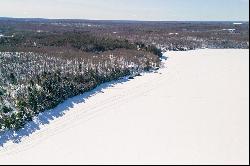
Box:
[0,49,249,164]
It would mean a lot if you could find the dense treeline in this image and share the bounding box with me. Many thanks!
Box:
[0,31,162,57]
[0,50,160,131]
[0,27,162,132]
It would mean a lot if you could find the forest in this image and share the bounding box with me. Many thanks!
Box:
[0,20,163,131]
[0,49,160,131]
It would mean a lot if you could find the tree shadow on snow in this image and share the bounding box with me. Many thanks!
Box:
[0,77,130,147]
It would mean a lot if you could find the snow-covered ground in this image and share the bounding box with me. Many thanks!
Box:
[0,49,249,165]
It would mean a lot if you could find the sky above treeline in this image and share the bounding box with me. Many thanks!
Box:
[0,0,249,21]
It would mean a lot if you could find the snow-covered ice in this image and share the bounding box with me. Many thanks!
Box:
[233,22,243,25]
[0,49,249,165]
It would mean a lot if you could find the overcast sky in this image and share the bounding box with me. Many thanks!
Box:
[0,0,249,21]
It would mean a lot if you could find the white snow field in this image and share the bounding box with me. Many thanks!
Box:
[0,49,249,165]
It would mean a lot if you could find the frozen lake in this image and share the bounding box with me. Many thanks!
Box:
[0,49,249,165]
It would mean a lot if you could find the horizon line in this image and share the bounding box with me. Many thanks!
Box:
[0,16,249,23]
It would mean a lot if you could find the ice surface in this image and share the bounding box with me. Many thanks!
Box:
[0,49,249,165]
